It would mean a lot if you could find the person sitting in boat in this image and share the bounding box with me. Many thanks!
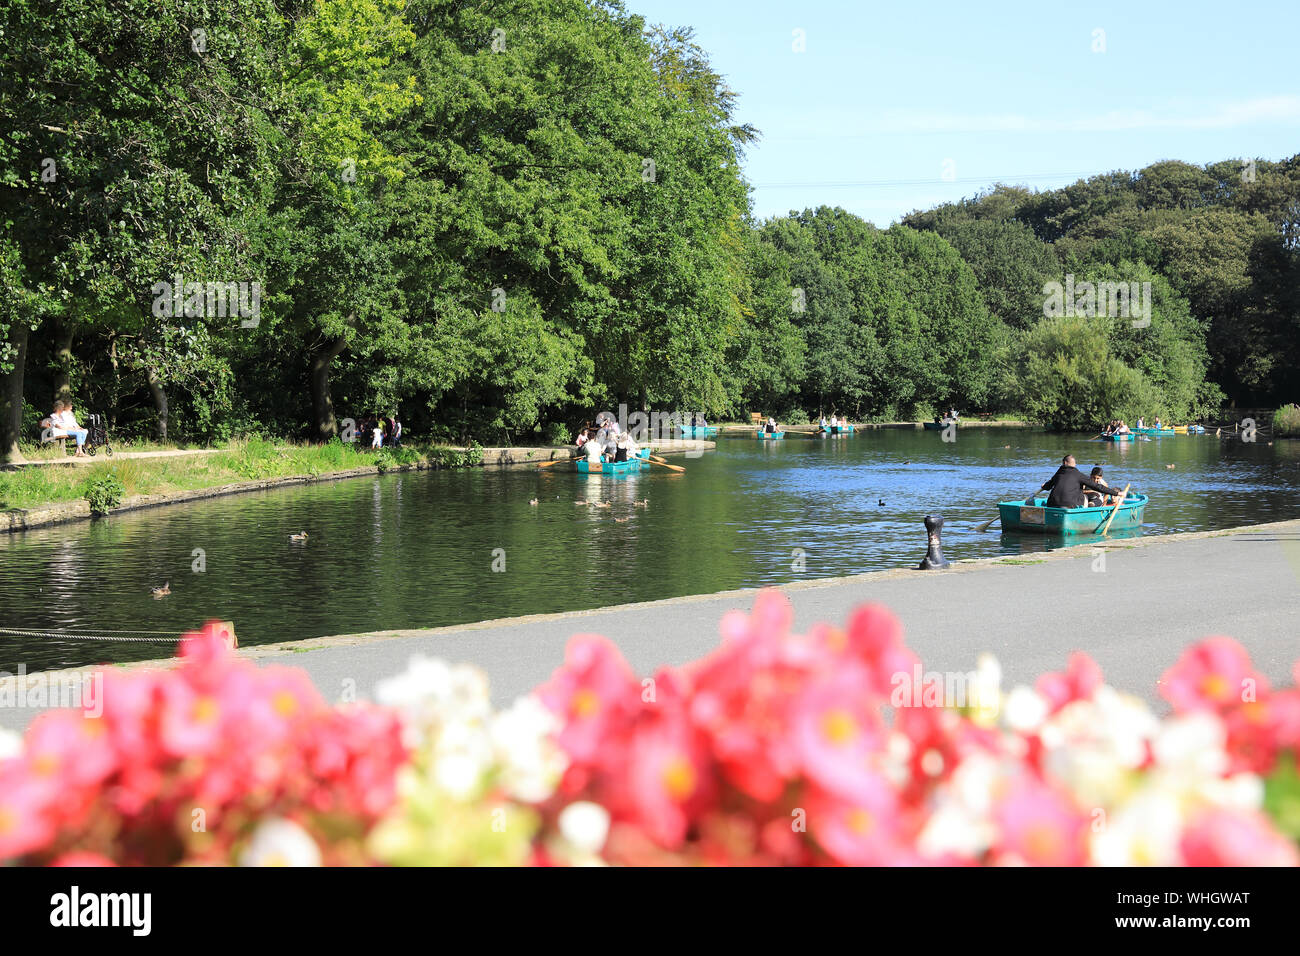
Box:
[1153,417,1162,429]
[585,436,604,464]
[1116,420,1131,435]
[765,417,777,434]
[1082,466,1114,507]
[1136,417,1145,430]
[829,413,839,429]
[948,407,959,422]
[1034,455,1116,509]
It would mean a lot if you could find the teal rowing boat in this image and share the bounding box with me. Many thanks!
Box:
[756,429,786,440]
[675,425,719,437]
[924,420,957,431]
[829,424,855,434]
[1099,433,1135,442]
[998,493,1148,534]
[576,449,650,475]
[1134,426,1175,436]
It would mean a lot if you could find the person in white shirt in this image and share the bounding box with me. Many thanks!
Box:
[53,401,89,456]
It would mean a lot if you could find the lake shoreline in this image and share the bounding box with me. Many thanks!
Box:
[0,440,715,534]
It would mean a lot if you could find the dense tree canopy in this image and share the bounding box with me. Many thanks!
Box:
[3,0,1297,460]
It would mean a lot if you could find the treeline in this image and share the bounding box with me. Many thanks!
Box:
[3,1,1298,461]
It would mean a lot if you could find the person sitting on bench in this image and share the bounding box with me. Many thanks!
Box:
[45,400,89,456]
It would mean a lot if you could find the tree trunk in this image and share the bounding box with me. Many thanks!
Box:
[107,333,120,430]
[146,366,168,443]
[0,321,30,465]
[52,318,76,406]
[310,336,348,441]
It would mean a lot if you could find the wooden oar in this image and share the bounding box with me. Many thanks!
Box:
[537,457,575,468]
[646,456,685,473]
[976,490,1040,533]
[1099,483,1130,536]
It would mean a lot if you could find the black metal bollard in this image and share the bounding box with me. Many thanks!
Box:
[917,514,950,570]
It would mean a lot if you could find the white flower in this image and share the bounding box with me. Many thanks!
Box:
[1091,787,1185,866]
[1152,712,1228,780]
[238,818,322,867]
[432,720,494,800]
[968,654,1003,725]
[489,696,566,803]
[1196,772,1264,811]
[558,801,610,855]
[0,728,22,761]
[918,802,995,859]
[375,656,492,747]
[1002,686,1048,733]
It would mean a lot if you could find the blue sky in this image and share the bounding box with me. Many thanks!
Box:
[628,0,1300,225]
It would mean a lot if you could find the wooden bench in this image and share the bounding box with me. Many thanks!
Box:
[750,412,764,425]
[38,418,72,454]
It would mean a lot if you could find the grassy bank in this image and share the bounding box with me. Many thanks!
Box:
[0,438,483,512]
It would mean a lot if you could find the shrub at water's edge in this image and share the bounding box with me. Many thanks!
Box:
[1273,404,1300,437]
[2,593,1298,866]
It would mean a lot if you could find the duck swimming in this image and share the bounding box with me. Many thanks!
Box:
[289,531,309,542]
[151,582,170,598]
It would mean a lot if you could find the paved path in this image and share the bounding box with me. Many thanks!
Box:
[13,448,223,467]
[3,520,1298,731]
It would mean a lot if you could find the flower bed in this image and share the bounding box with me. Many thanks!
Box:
[2,593,1298,866]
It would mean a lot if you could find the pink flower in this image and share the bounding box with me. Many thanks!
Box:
[1035,653,1103,714]
[1181,809,1300,866]
[538,635,640,767]
[792,669,886,799]
[0,770,56,861]
[1160,637,1268,714]
[841,604,920,701]
[991,775,1088,866]
[24,709,117,791]
[806,780,912,865]
[618,710,714,848]
[49,852,118,866]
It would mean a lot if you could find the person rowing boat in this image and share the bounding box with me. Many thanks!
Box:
[1033,454,1119,509]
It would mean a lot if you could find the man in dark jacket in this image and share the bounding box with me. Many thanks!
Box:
[1034,455,1118,508]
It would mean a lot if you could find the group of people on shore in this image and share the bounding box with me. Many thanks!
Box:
[39,400,89,456]
[360,415,401,450]
[576,414,642,463]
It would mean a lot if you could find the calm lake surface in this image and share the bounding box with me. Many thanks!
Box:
[2,427,1298,671]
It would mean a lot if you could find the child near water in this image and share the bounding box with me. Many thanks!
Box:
[1082,466,1113,507]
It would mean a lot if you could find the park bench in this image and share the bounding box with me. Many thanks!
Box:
[750,412,763,425]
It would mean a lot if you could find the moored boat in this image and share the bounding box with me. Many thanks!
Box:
[998,493,1148,534]
[675,425,719,437]
[756,429,786,440]
[576,449,651,475]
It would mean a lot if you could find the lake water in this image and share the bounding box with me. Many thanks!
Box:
[2,427,1297,671]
